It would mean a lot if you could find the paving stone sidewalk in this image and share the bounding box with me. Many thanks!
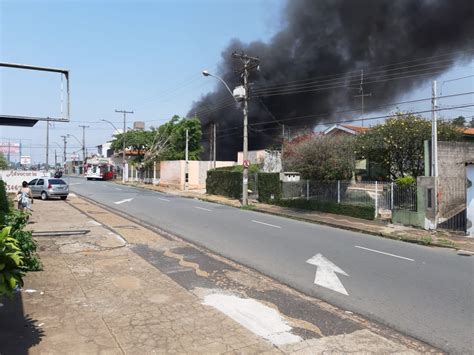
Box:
[122,181,474,253]
[0,197,437,354]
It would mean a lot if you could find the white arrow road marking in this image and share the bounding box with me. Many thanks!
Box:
[251,220,282,229]
[354,245,414,261]
[114,198,133,205]
[306,253,349,295]
[194,206,211,212]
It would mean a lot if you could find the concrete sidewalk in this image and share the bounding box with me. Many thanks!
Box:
[120,181,474,253]
[0,197,437,354]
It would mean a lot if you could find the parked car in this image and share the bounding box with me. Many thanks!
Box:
[28,178,69,200]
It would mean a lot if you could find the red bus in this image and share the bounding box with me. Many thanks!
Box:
[85,158,115,180]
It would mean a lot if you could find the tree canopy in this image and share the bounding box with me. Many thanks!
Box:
[283,134,355,181]
[110,115,202,166]
[354,113,461,179]
[0,153,8,169]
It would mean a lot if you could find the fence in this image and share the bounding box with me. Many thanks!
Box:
[281,180,417,216]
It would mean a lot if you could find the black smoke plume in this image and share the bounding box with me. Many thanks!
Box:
[190,0,474,161]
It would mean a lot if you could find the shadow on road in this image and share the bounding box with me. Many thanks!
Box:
[0,291,44,355]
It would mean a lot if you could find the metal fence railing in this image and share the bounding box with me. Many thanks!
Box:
[393,184,417,211]
[280,180,417,216]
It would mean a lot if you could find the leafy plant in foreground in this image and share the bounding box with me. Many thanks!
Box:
[0,226,24,298]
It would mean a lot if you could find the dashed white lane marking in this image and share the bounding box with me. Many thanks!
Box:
[114,187,122,191]
[355,245,415,261]
[251,220,282,229]
[158,197,170,202]
[203,293,301,346]
[194,206,211,212]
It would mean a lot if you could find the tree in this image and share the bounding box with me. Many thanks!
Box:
[452,115,466,127]
[110,115,203,166]
[0,153,8,169]
[283,134,355,180]
[469,117,474,128]
[354,112,461,179]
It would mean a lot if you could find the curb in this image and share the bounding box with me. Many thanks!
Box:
[114,182,461,251]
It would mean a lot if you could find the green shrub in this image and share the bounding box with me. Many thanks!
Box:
[214,164,260,173]
[5,210,42,271]
[395,176,416,186]
[0,226,24,298]
[207,170,242,199]
[257,173,281,203]
[273,198,375,220]
[0,180,9,225]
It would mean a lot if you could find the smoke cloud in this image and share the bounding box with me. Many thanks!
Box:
[190,0,474,160]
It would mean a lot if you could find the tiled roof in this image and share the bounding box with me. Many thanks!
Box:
[339,124,370,133]
[462,127,474,135]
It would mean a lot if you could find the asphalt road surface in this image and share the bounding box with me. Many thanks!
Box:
[67,177,474,353]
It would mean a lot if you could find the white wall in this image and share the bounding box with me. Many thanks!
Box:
[0,170,51,193]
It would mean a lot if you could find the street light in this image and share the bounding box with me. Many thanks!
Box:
[101,119,121,135]
[67,133,84,175]
[202,70,236,99]
[202,69,251,205]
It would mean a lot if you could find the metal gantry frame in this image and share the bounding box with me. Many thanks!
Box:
[0,62,71,124]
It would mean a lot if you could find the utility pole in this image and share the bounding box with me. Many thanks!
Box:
[281,124,285,172]
[115,110,134,182]
[431,80,438,177]
[55,149,57,168]
[232,51,260,206]
[61,135,67,173]
[432,80,438,228]
[354,69,372,127]
[209,123,214,163]
[79,125,89,173]
[213,123,217,168]
[185,128,189,190]
[45,119,50,171]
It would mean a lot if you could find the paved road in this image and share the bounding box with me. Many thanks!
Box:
[68,177,473,353]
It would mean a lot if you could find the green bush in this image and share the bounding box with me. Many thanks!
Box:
[0,180,9,225]
[395,176,416,186]
[5,210,42,271]
[273,198,375,220]
[0,226,24,298]
[214,164,260,173]
[207,170,242,199]
[257,173,281,203]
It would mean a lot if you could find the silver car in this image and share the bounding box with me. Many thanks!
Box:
[28,178,69,200]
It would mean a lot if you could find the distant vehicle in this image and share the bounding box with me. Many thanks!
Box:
[28,178,69,200]
[54,170,63,178]
[85,160,115,180]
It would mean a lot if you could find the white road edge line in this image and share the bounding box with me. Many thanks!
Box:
[251,220,282,229]
[354,245,414,261]
[158,197,170,202]
[194,206,211,212]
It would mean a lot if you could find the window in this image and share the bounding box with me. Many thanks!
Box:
[49,179,66,185]
[28,179,38,186]
[37,179,44,185]
[427,188,433,208]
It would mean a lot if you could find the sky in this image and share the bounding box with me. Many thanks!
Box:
[0,0,473,165]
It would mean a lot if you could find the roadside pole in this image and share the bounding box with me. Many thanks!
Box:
[432,80,438,228]
[185,128,189,191]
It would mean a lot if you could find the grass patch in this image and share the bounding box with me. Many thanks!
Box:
[241,204,256,210]
[436,238,457,248]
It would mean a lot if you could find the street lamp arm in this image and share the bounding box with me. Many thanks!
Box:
[202,70,236,101]
[101,119,121,135]
[67,133,82,147]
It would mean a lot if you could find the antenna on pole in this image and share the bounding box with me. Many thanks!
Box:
[353,69,372,127]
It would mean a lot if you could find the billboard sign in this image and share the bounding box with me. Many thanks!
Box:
[0,142,20,154]
[20,156,31,165]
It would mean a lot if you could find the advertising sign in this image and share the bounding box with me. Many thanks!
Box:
[0,142,20,154]
[0,170,50,193]
[20,156,31,165]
